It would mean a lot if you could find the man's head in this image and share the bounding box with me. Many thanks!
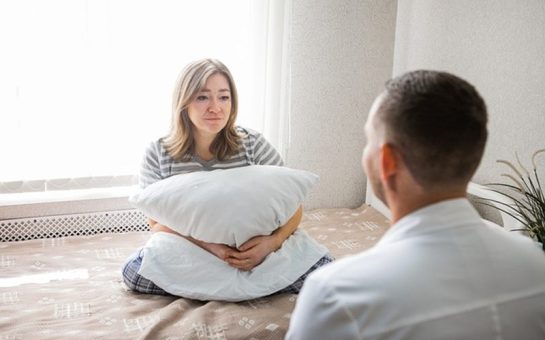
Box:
[363,70,488,203]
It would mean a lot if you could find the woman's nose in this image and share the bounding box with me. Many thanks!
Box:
[208,98,221,113]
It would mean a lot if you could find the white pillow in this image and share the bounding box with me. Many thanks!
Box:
[138,230,329,301]
[129,165,319,247]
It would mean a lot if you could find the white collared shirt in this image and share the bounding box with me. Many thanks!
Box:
[287,198,545,339]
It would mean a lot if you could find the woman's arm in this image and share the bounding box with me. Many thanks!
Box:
[148,203,302,271]
[270,205,303,244]
[148,218,239,260]
[148,218,181,235]
[226,205,303,271]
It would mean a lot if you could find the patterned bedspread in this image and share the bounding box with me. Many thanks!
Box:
[0,205,389,339]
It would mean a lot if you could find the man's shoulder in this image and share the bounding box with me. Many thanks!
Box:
[307,247,393,288]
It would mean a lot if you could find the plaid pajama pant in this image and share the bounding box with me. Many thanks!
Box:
[122,248,334,296]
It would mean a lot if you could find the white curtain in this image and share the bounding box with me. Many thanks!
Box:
[249,0,292,160]
[0,0,291,193]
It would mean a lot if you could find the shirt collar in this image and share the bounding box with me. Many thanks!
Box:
[375,198,482,246]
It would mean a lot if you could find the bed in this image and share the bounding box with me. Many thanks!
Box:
[0,204,390,339]
[0,181,514,339]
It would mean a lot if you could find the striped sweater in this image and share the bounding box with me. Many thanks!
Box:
[138,126,284,188]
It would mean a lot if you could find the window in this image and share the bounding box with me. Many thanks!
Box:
[0,0,291,193]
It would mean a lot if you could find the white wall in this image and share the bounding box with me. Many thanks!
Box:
[393,0,545,185]
[1,0,399,219]
[7,1,542,218]
[288,0,397,209]
[290,0,545,210]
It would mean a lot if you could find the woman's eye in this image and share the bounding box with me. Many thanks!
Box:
[220,96,230,101]
[196,95,208,101]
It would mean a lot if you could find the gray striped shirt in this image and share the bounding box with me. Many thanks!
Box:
[138,126,284,188]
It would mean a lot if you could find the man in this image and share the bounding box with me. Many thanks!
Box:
[286,70,545,339]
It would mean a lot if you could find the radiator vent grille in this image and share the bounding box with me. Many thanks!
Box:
[1,209,148,242]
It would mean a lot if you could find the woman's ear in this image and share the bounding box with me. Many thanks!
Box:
[379,143,399,192]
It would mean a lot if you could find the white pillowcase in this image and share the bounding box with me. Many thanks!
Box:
[129,165,320,247]
[138,230,329,301]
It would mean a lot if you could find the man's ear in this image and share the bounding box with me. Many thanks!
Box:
[379,143,398,191]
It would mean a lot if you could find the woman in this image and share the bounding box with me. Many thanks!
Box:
[122,58,333,296]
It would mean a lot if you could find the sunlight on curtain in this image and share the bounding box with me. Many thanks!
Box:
[0,0,291,192]
[250,0,292,162]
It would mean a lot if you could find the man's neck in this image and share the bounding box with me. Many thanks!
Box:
[387,186,467,224]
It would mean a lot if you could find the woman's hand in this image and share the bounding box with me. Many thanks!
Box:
[148,219,238,261]
[148,204,303,271]
[226,234,282,271]
[227,205,303,271]
[190,239,239,261]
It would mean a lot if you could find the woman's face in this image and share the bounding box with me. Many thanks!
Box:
[187,73,232,138]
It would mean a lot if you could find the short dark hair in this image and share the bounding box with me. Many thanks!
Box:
[378,70,488,187]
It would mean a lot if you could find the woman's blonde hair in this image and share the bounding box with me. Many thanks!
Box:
[163,58,240,161]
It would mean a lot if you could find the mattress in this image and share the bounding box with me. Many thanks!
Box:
[0,205,389,339]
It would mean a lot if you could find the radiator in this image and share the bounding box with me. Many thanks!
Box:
[0,209,149,242]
